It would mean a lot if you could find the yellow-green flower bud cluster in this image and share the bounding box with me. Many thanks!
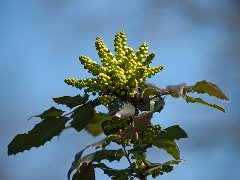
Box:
[136,42,149,60]
[111,136,133,146]
[114,31,127,61]
[135,125,161,146]
[95,37,115,67]
[111,171,128,180]
[131,152,150,171]
[64,78,83,89]
[64,31,164,105]
[102,118,132,146]
[98,95,116,107]
[151,169,162,178]
[102,118,130,134]
[151,165,173,178]
[79,55,105,76]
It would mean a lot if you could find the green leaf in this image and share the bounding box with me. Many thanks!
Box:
[163,159,183,166]
[69,148,122,179]
[166,83,188,98]
[8,116,69,155]
[143,160,182,176]
[128,144,152,155]
[70,104,95,132]
[72,162,95,180]
[152,139,180,160]
[85,112,112,137]
[53,94,89,109]
[191,80,229,101]
[108,98,135,119]
[141,86,161,98]
[79,149,124,164]
[68,135,118,179]
[127,135,181,160]
[85,123,103,137]
[122,111,153,140]
[94,163,132,178]
[139,97,165,112]
[29,106,64,120]
[185,95,226,113]
[157,125,188,141]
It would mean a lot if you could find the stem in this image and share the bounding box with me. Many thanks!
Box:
[121,143,147,180]
[122,143,132,166]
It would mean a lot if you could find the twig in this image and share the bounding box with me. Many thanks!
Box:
[122,143,132,166]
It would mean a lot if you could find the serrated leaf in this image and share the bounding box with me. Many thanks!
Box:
[8,116,69,155]
[72,162,95,180]
[166,83,188,98]
[141,87,161,98]
[70,104,95,132]
[80,149,124,164]
[143,160,182,176]
[143,163,173,175]
[152,139,180,160]
[185,95,226,113]
[53,94,89,109]
[191,80,229,101]
[68,135,118,179]
[144,83,162,91]
[122,111,153,140]
[142,163,162,175]
[108,98,135,119]
[85,123,103,137]
[139,97,165,112]
[29,106,64,120]
[69,149,123,180]
[152,97,165,112]
[157,125,188,141]
[128,144,152,154]
[94,163,132,178]
[163,159,183,166]
[85,112,112,137]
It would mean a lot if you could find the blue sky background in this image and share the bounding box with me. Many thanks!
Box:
[1,0,240,179]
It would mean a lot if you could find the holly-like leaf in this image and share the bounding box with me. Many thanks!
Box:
[29,106,64,120]
[152,139,180,160]
[53,94,89,109]
[85,112,112,137]
[191,80,229,101]
[85,123,103,137]
[70,104,95,132]
[152,97,165,112]
[157,125,188,141]
[138,97,165,112]
[94,163,132,178]
[128,144,152,155]
[122,111,153,140]
[166,83,188,98]
[79,149,124,164]
[69,148,123,179]
[163,159,183,166]
[8,116,69,155]
[141,86,161,98]
[68,135,118,179]
[108,98,135,119]
[72,162,95,180]
[185,95,226,113]
[143,160,182,176]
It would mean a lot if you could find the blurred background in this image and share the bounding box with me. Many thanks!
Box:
[1,0,239,179]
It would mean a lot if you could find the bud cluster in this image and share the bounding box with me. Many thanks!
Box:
[131,151,150,171]
[64,31,163,107]
[135,125,161,146]
[111,171,129,180]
